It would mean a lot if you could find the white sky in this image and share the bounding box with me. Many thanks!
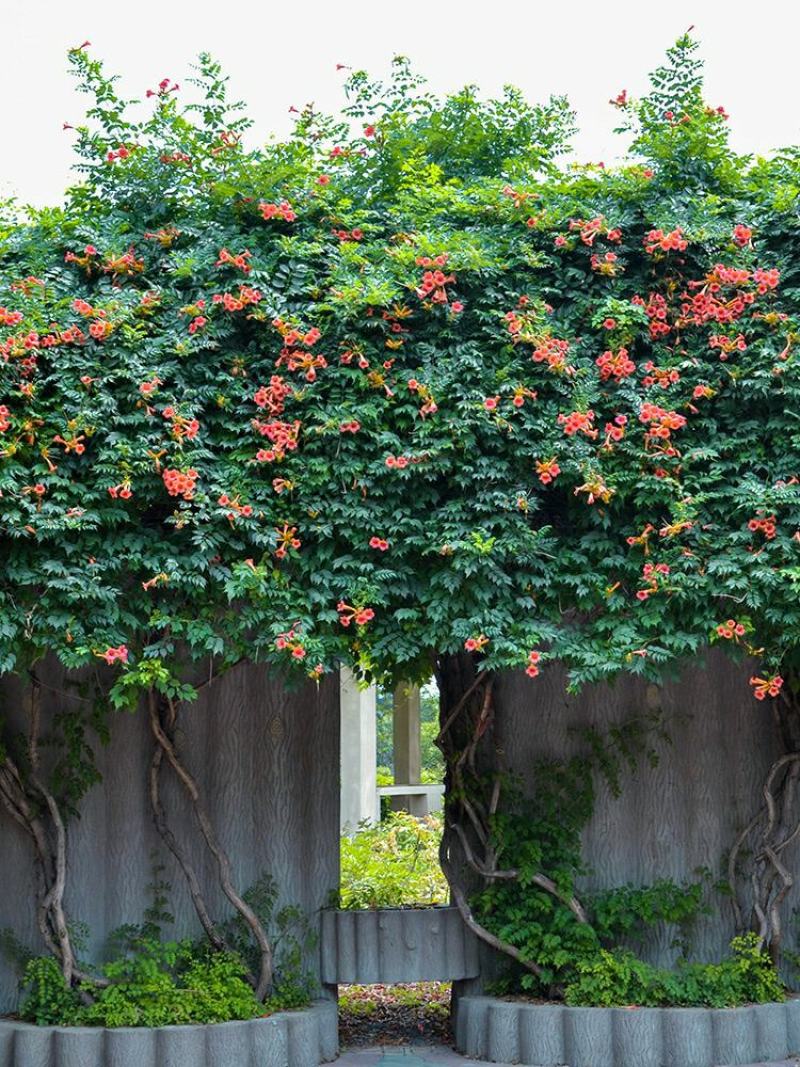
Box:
[3,0,800,206]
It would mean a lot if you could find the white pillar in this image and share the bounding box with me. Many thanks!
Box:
[392,682,429,816]
[393,682,421,786]
[339,669,379,834]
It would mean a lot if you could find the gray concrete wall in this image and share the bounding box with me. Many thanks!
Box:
[491,650,795,968]
[0,663,339,1013]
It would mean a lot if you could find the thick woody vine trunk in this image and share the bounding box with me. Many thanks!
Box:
[148,690,274,1000]
[0,678,94,988]
[434,653,586,988]
[728,683,800,964]
[147,693,229,954]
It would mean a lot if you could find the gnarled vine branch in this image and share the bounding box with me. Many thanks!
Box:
[0,678,105,988]
[434,653,587,987]
[148,689,274,999]
[147,691,228,954]
[727,682,800,963]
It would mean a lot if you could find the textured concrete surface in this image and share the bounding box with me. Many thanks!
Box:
[322,907,480,984]
[328,1048,800,1067]
[0,1001,338,1067]
[0,663,340,1013]
[491,651,795,974]
[455,995,800,1067]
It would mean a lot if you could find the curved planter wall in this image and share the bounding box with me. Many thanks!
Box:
[0,1000,337,1067]
[455,995,800,1067]
[321,906,479,984]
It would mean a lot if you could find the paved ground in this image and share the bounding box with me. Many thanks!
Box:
[331,1050,498,1066]
[330,1049,799,1067]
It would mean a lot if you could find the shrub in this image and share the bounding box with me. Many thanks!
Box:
[16,872,317,1027]
[19,957,83,1027]
[564,934,785,1008]
[339,811,448,908]
[471,720,777,1004]
[20,943,263,1028]
[213,874,317,1010]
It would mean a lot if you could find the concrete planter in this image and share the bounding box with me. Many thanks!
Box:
[0,999,337,1067]
[321,906,479,984]
[455,994,800,1066]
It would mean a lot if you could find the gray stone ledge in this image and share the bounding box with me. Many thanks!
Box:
[454,994,800,1066]
[0,998,337,1067]
[321,906,479,984]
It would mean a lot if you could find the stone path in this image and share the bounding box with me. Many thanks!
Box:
[329,1049,799,1067]
[330,1050,494,1067]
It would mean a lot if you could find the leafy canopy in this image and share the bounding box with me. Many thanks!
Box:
[1,36,798,703]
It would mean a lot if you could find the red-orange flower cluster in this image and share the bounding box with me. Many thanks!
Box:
[596,347,635,382]
[748,515,777,540]
[750,674,783,701]
[525,650,542,677]
[337,601,375,627]
[162,467,198,500]
[259,200,296,222]
[644,227,688,254]
[559,410,597,437]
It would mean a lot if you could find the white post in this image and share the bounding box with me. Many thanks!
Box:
[393,681,421,784]
[339,668,379,834]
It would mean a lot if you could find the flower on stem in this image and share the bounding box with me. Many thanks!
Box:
[575,475,614,505]
[525,650,542,678]
[716,619,746,640]
[644,227,687,254]
[96,645,129,665]
[626,524,656,552]
[596,347,635,382]
[750,674,783,701]
[162,468,198,500]
[590,251,621,276]
[259,200,296,222]
[274,524,300,558]
[558,410,596,438]
[636,562,670,601]
[748,515,777,540]
[337,601,375,627]
[535,458,560,485]
[215,248,252,273]
[603,415,628,447]
[464,634,489,652]
[275,626,306,660]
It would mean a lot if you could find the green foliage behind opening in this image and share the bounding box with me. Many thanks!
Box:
[339,811,448,909]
